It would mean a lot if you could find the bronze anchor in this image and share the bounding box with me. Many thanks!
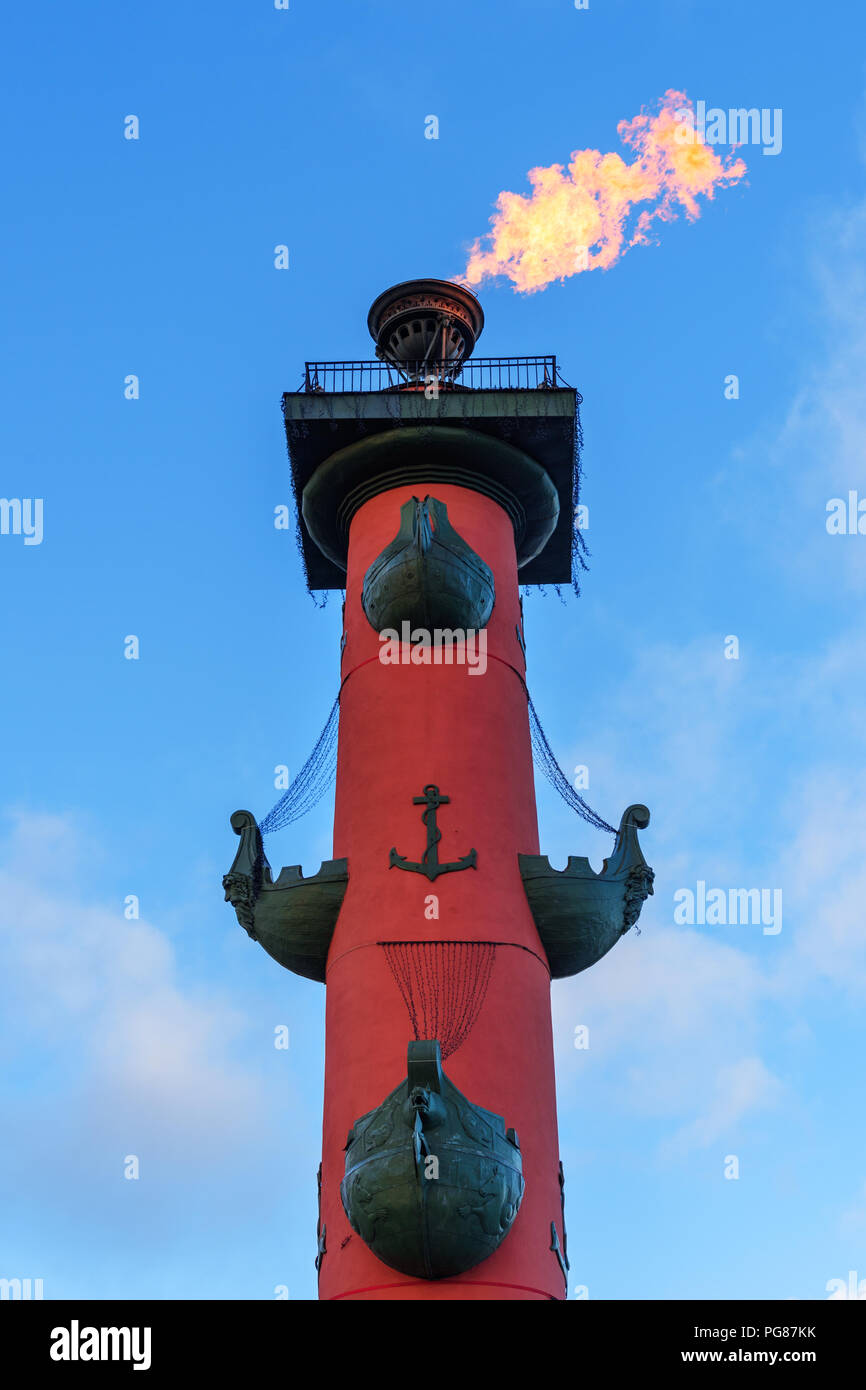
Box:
[389,784,477,882]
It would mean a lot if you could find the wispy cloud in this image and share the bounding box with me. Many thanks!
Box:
[716,196,866,593]
[550,626,866,1153]
[0,810,268,1160]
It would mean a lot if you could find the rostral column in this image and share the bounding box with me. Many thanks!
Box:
[223,279,653,1301]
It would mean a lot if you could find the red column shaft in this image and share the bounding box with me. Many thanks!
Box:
[318,482,565,1301]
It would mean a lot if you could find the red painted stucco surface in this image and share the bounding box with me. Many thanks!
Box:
[318,482,565,1302]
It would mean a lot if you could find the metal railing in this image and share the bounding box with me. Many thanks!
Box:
[297,356,570,393]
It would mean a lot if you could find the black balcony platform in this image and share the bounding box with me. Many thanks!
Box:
[282,359,578,590]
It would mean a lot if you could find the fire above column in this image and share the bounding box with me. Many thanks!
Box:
[222,278,654,1301]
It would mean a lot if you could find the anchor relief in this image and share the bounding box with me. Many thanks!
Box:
[390,783,477,882]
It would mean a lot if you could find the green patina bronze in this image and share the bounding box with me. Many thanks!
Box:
[362,494,495,635]
[223,810,348,983]
[519,804,654,979]
[296,422,563,588]
[389,783,477,882]
[341,1040,524,1281]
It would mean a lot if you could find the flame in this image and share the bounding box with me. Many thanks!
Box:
[460,90,746,294]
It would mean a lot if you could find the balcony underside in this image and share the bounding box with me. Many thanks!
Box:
[283,387,577,589]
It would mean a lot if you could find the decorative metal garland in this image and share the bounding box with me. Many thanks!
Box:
[380,940,497,1060]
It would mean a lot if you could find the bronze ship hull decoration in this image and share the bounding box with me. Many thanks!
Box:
[341,1041,524,1281]
[362,493,495,634]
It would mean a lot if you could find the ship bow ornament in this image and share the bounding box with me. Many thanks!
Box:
[362,494,495,634]
[222,810,348,983]
[519,803,654,978]
[341,1041,524,1280]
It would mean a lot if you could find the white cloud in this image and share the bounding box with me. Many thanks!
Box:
[553,925,776,1154]
[547,563,866,1154]
[718,196,866,592]
[0,810,268,1156]
[547,620,866,1154]
[840,1180,866,1237]
[661,1056,782,1157]
[775,769,866,996]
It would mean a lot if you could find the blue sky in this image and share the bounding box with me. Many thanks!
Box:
[1,0,865,1300]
